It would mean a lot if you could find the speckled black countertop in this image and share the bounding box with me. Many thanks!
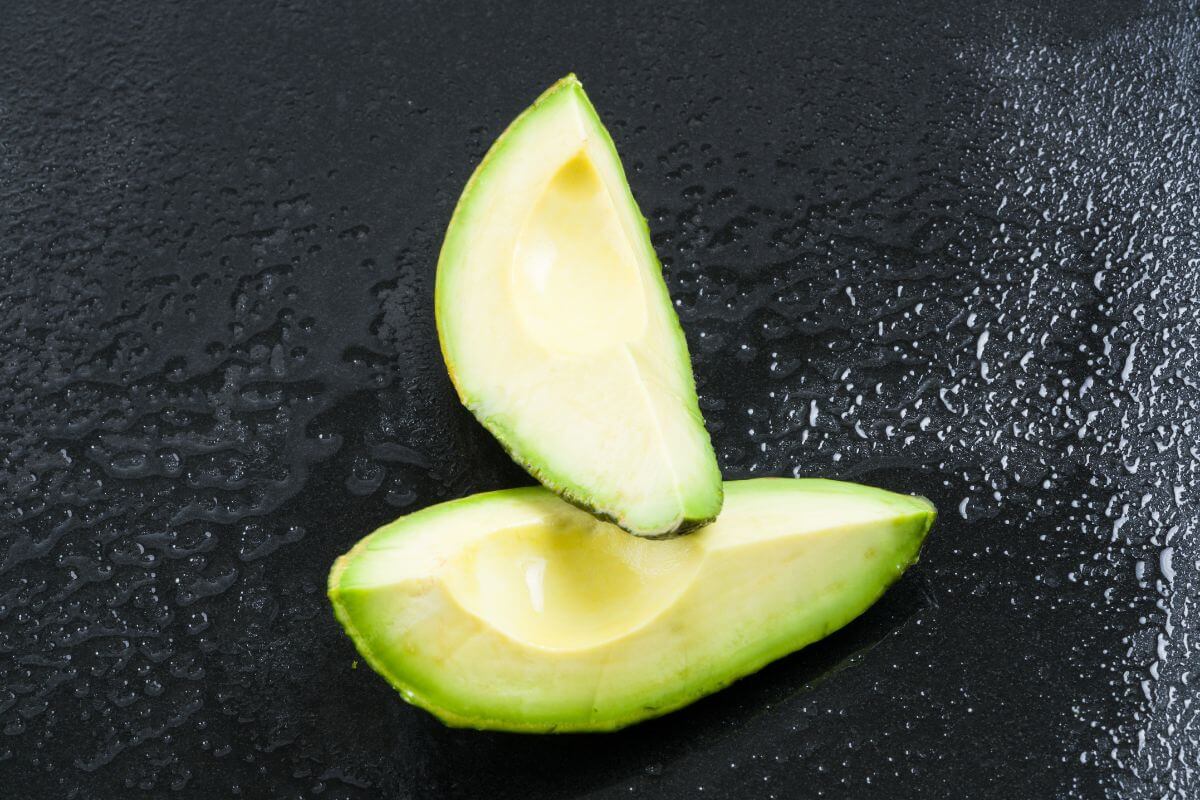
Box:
[1,1,1196,797]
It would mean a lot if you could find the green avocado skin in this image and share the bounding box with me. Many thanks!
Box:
[433,75,723,539]
[328,478,936,733]
[486,421,721,541]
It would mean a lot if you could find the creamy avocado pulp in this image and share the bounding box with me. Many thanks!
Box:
[329,478,935,732]
[435,75,722,538]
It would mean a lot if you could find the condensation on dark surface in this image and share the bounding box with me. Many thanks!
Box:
[1,1,1197,798]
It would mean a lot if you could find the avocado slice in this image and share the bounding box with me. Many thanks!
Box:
[328,478,935,732]
[435,75,722,538]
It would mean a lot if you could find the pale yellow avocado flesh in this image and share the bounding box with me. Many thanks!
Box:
[435,76,722,537]
[328,478,935,732]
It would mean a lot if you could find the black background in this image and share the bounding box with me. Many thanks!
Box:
[1,1,1197,798]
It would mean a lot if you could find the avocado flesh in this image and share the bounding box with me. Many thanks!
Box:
[328,478,935,732]
[435,75,722,538]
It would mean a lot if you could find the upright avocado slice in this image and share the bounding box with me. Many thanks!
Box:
[435,75,722,538]
[328,478,935,732]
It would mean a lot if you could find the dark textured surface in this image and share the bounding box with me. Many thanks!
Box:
[2,1,1198,798]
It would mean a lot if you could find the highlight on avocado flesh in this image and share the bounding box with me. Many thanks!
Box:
[434,74,722,538]
[328,478,936,733]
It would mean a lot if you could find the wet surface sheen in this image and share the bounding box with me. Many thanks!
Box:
[1,1,1197,798]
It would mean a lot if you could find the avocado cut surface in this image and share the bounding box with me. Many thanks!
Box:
[435,75,722,538]
[328,478,935,732]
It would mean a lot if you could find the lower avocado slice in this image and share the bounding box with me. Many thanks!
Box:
[327,478,935,732]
